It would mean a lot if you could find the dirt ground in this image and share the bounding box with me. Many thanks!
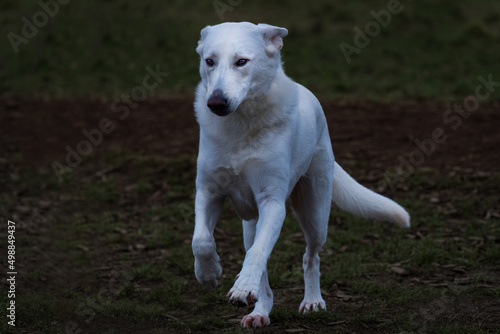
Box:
[2,98,499,171]
[1,98,499,333]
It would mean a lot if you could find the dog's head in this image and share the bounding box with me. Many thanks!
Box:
[196,22,288,116]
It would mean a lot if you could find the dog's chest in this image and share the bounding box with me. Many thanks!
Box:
[214,165,259,221]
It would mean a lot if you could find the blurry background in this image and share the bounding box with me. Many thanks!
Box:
[1,0,500,100]
[1,1,499,333]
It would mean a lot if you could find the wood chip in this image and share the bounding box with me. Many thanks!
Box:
[339,245,349,252]
[95,165,118,177]
[430,197,440,203]
[38,200,51,208]
[77,244,90,252]
[15,206,31,213]
[335,290,353,300]
[114,227,128,235]
[321,289,331,296]
[162,313,182,322]
[468,236,485,246]
[472,171,491,178]
[391,259,411,266]
[391,266,409,276]
[334,280,347,287]
[485,210,500,219]
[95,266,112,271]
[149,190,162,200]
[454,277,473,285]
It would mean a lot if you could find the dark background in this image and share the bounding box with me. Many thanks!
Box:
[1,1,499,333]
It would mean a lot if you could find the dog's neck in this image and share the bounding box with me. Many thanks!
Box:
[233,67,295,121]
[200,66,297,149]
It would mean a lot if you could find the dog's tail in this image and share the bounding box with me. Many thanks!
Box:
[331,162,410,228]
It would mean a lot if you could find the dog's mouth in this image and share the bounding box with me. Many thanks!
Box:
[210,108,232,116]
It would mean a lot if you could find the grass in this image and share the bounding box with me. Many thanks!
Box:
[1,0,500,100]
[1,150,498,333]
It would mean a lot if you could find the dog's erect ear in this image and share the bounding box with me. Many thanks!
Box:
[196,25,211,56]
[258,23,288,56]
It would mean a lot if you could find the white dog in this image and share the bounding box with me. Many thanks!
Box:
[192,22,410,329]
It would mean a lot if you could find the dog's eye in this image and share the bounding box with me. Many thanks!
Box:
[235,59,249,67]
[205,59,214,67]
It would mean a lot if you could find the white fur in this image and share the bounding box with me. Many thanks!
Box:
[191,22,410,329]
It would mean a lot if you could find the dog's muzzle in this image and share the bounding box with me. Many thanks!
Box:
[207,89,231,116]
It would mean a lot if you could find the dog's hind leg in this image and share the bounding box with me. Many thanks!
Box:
[240,219,273,328]
[291,154,333,313]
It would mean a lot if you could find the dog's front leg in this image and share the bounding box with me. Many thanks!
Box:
[228,194,286,306]
[192,192,224,288]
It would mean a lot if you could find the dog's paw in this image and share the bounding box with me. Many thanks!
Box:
[299,298,326,314]
[241,314,270,328]
[227,274,260,307]
[227,289,258,307]
[194,253,222,288]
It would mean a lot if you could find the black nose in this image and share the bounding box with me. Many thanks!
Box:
[207,90,230,116]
